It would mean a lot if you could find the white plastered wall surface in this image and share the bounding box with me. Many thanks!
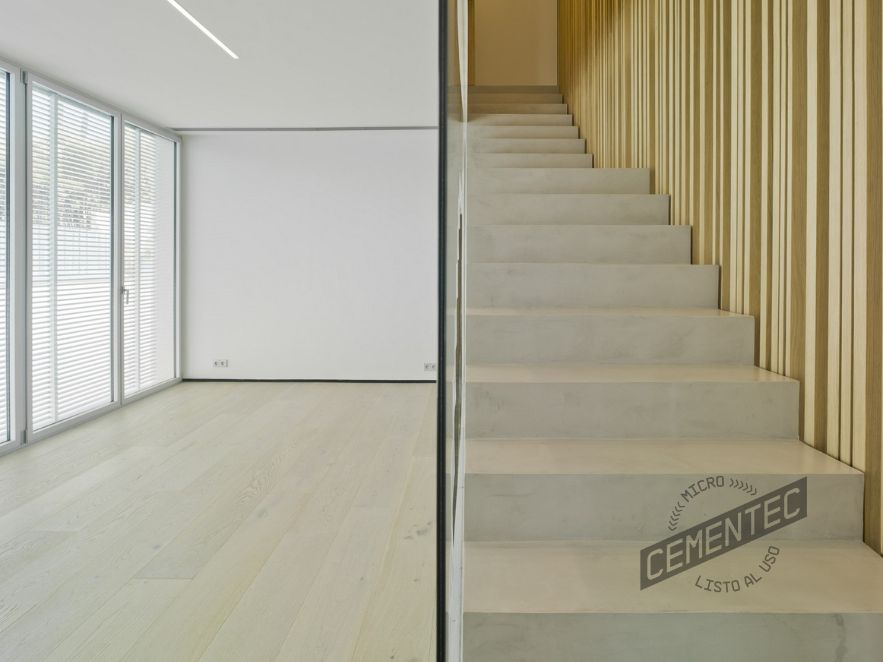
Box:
[181,129,438,380]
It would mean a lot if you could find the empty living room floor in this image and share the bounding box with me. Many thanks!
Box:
[0,381,436,661]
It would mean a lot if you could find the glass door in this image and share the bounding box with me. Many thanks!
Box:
[122,124,176,398]
[29,84,114,432]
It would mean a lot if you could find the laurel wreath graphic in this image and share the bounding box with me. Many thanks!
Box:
[667,477,758,532]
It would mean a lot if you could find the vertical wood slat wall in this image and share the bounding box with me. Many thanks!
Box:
[558,0,883,553]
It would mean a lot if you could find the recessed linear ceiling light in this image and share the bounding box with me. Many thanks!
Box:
[165,0,239,59]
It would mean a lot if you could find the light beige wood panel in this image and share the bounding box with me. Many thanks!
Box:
[43,579,187,662]
[475,0,559,86]
[558,0,883,553]
[351,395,436,659]
[0,382,435,661]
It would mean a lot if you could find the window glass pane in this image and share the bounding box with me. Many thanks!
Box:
[30,86,113,430]
[123,125,175,396]
[0,70,8,441]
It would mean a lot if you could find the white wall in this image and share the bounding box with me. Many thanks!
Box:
[182,130,437,380]
[474,0,558,86]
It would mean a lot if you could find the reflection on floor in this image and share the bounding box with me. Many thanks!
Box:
[0,381,436,661]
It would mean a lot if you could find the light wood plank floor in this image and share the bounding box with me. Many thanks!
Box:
[0,381,436,661]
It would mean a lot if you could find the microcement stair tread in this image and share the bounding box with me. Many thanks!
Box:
[464,540,883,614]
[465,438,861,476]
[466,363,797,384]
[466,306,750,319]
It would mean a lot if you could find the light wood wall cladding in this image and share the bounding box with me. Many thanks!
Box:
[558,0,883,552]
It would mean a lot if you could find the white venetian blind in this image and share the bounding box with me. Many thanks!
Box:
[0,70,9,441]
[123,125,176,397]
[30,86,113,430]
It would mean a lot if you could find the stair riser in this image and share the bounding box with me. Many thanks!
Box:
[468,225,689,263]
[469,93,564,103]
[472,169,650,194]
[469,126,579,138]
[465,381,800,439]
[471,103,568,114]
[464,613,883,662]
[471,138,586,154]
[467,265,720,308]
[465,314,754,364]
[468,113,574,126]
[471,194,670,225]
[470,154,593,169]
[465,473,862,541]
[468,85,560,93]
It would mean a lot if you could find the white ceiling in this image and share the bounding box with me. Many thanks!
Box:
[0,0,438,129]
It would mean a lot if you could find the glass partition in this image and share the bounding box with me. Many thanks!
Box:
[439,0,468,658]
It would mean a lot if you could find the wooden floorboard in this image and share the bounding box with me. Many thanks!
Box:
[0,382,436,662]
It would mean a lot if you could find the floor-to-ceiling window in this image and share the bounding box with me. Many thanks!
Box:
[0,68,9,443]
[123,124,176,397]
[0,63,180,452]
[29,85,114,431]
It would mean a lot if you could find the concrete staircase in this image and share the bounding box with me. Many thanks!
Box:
[463,86,883,661]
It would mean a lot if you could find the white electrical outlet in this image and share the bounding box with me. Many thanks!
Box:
[213,359,229,368]
[424,362,437,372]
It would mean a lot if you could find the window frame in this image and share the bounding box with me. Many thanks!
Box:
[0,58,26,457]
[119,117,182,405]
[27,76,119,438]
[0,67,183,448]
[0,67,9,446]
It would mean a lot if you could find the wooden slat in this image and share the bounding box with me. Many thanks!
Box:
[558,0,883,554]
[863,0,883,552]
[468,0,476,85]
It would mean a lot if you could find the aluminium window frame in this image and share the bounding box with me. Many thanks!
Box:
[0,58,26,457]
[26,73,122,441]
[0,61,183,451]
[119,116,182,406]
